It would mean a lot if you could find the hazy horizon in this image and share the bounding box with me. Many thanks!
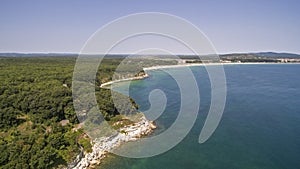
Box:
[0,51,300,56]
[0,0,299,54]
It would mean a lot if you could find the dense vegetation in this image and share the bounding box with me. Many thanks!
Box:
[0,56,153,168]
[0,55,177,168]
[0,57,86,168]
[97,57,177,84]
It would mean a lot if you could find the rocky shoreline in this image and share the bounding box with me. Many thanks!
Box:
[73,116,156,169]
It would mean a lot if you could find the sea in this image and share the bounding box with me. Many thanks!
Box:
[97,64,300,169]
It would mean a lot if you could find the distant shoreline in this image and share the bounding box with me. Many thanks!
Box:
[144,62,300,70]
[100,62,300,88]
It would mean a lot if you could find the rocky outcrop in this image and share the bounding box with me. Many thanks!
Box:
[74,116,156,169]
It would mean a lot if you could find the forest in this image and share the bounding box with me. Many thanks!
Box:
[0,56,135,168]
[0,56,176,168]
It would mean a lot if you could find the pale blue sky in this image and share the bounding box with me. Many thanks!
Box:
[0,0,299,54]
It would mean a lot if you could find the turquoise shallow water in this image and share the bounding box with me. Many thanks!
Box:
[98,64,300,169]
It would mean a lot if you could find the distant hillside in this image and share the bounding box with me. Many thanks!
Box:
[0,53,132,58]
[252,52,300,58]
[0,53,78,57]
[1,52,299,59]
[221,52,300,59]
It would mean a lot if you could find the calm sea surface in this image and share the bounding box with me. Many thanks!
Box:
[98,64,300,169]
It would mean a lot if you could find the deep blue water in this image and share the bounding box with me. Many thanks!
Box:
[98,64,300,169]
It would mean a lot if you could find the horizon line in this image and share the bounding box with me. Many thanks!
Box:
[0,51,300,56]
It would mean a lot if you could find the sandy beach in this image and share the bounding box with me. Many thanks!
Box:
[144,62,300,70]
[101,62,300,88]
[100,74,149,88]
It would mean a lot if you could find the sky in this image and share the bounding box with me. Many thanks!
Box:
[0,0,299,54]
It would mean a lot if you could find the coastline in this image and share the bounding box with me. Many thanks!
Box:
[144,62,300,70]
[77,72,153,168]
[101,62,300,88]
[82,61,300,169]
[100,74,149,88]
[74,116,156,169]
